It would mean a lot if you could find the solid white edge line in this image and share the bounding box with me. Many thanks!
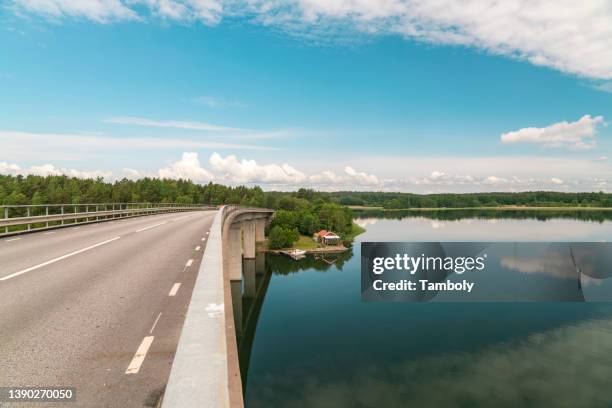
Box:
[185,259,193,267]
[135,221,167,233]
[0,236,121,281]
[168,283,181,297]
[150,312,162,334]
[125,336,154,374]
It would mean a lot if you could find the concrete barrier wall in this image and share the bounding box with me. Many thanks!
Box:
[162,208,231,408]
[163,206,274,408]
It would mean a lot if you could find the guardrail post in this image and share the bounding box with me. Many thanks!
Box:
[45,206,49,228]
[96,205,99,221]
[74,205,77,224]
[3,207,7,234]
[27,207,31,230]
[61,206,64,225]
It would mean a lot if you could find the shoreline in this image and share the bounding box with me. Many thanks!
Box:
[350,206,612,212]
[263,245,349,255]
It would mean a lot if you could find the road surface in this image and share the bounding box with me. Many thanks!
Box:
[0,210,216,407]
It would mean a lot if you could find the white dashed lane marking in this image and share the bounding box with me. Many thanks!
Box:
[125,336,154,374]
[168,283,181,297]
[0,236,121,281]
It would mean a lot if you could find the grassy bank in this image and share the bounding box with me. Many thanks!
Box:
[343,222,366,242]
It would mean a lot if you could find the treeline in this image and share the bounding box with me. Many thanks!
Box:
[356,209,612,223]
[0,174,271,207]
[329,191,612,208]
[4,174,610,209]
[0,175,354,249]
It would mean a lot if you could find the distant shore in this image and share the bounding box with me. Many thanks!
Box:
[349,205,612,211]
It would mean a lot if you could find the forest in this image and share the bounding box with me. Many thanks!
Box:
[0,174,354,249]
[2,174,611,249]
[329,190,612,209]
[2,174,610,209]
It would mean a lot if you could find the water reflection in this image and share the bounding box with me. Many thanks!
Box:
[248,316,612,407]
[232,255,270,392]
[241,213,612,407]
[235,251,354,394]
[356,208,612,223]
[266,250,353,275]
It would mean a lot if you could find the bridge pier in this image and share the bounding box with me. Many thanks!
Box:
[255,218,266,242]
[228,224,243,281]
[242,220,256,259]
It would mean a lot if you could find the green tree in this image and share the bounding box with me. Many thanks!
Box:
[267,226,299,249]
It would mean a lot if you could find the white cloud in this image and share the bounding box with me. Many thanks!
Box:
[209,152,306,184]
[0,162,21,175]
[105,116,243,132]
[307,167,380,189]
[2,152,611,192]
[195,95,247,108]
[158,152,214,182]
[550,177,564,185]
[592,81,612,93]
[483,175,508,185]
[500,115,605,150]
[344,166,379,186]
[0,130,274,162]
[429,171,445,180]
[0,161,112,179]
[12,0,139,23]
[149,0,223,25]
[121,167,153,180]
[104,116,287,139]
[12,1,612,80]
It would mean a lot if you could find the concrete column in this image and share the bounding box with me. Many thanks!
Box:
[243,259,256,298]
[255,218,266,242]
[228,224,243,281]
[243,220,256,259]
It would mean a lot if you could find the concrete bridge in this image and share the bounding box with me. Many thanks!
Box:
[162,205,275,408]
[0,203,273,407]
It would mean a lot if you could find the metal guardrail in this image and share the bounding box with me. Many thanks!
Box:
[0,203,214,236]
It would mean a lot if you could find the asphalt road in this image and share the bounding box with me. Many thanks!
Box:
[0,210,216,407]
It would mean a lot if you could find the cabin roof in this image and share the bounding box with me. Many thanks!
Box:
[316,230,339,238]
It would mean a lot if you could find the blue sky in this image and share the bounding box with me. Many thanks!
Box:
[1,1,611,192]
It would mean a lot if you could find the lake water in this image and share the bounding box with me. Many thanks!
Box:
[239,211,612,408]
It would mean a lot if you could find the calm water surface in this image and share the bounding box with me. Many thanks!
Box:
[240,212,612,408]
